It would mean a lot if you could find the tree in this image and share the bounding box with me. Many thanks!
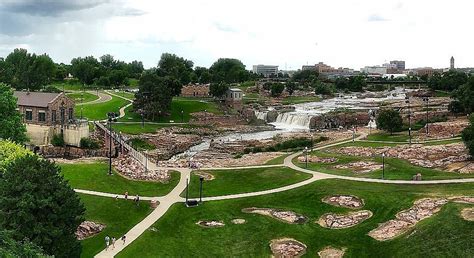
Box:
[270,83,285,97]
[209,58,249,83]
[313,81,332,95]
[70,56,102,85]
[428,70,468,91]
[0,83,28,143]
[157,53,194,94]
[448,100,464,115]
[134,71,175,120]
[209,82,229,98]
[376,109,403,134]
[0,230,44,257]
[286,82,296,96]
[0,154,85,257]
[0,140,32,172]
[452,77,474,113]
[194,66,211,84]
[462,115,474,157]
[292,69,318,84]
[109,70,128,87]
[127,60,144,78]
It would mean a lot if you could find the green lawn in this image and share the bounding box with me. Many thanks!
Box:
[118,98,221,123]
[60,162,180,196]
[77,94,130,121]
[79,194,152,258]
[184,167,312,198]
[113,91,135,100]
[113,123,172,134]
[118,179,474,257]
[129,138,156,151]
[265,153,291,165]
[282,96,321,105]
[295,150,474,180]
[67,92,100,103]
[366,132,410,142]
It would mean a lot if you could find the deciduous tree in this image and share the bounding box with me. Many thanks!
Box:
[0,83,28,143]
[376,109,403,135]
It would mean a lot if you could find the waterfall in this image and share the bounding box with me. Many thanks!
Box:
[255,111,268,121]
[273,112,312,129]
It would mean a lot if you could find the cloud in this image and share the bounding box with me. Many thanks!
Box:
[0,0,109,17]
[367,14,389,22]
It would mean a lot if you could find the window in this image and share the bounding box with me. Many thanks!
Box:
[38,111,46,122]
[68,108,74,120]
[51,110,56,122]
[25,110,32,121]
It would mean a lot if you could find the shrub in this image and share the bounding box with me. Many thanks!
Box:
[51,134,65,147]
[79,137,100,149]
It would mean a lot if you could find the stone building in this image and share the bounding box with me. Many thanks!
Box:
[225,88,243,110]
[180,84,210,97]
[14,91,89,147]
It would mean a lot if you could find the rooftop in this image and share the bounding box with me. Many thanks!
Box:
[14,91,63,108]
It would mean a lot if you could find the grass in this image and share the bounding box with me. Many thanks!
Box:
[79,194,152,258]
[118,98,221,123]
[112,91,136,100]
[296,150,474,180]
[365,132,409,142]
[60,162,180,196]
[67,92,100,103]
[265,153,291,165]
[184,167,312,198]
[118,179,474,257]
[77,94,130,121]
[129,138,155,151]
[112,123,169,134]
[282,95,321,105]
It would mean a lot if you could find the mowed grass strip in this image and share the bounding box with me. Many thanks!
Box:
[60,162,180,197]
[79,194,152,258]
[184,167,312,198]
[118,180,474,257]
[77,93,130,121]
[67,92,100,103]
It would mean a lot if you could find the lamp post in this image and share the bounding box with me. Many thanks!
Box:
[423,97,429,135]
[382,152,385,180]
[185,175,190,205]
[139,109,145,128]
[406,96,412,144]
[107,112,118,176]
[304,146,308,168]
[199,176,204,203]
[144,150,148,173]
[352,126,355,142]
[181,110,184,123]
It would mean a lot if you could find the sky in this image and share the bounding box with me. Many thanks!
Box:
[0,0,473,70]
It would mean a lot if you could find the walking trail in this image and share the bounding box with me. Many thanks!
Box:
[75,91,112,105]
[90,132,474,257]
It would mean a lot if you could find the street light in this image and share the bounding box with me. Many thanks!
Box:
[352,126,355,142]
[185,175,190,204]
[304,146,308,168]
[139,109,145,128]
[406,96,412,144]
[423,97,429,135]
[144,150,148,173]
[107,112,118,176]
[199,176,204,203]
[382,152,386,180]
[181,110,184,123]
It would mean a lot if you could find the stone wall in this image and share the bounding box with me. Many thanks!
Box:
[310,112,370,129]
[180,84,210,97]
[40,146,110,159]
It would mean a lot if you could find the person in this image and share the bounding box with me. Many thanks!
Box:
[124,191,128,200]
[115,195,118,200]
[121,235,126,244]
[105,235,110,250]
[112,237,116,249]
[135,194,140,206]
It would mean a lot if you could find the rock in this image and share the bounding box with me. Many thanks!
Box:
[150,200,159,209]
[334,161,382,174]
[298,156,338,164]
[269,238,307,258]
[196,220,225,228]
[369,198,448,241]
[242,208,307,224]
[318,247,346,258]
[449,196,474,204]
[112,154,170,182]
[231,218,246,224]
[461,208,474,221]
[322,195,365,209]
[76,221,106,240]
[194,171,215,181]
[319,210,373,229]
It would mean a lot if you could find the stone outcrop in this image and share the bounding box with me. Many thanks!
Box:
[318,247,346,258]
[76,221,106,240]
[322,195,365,209]
[461,208,474,221]
[40,145,110,159]
[449,196,474,204]
[334,161,382,174]
[112,154,170,182]
[193,171,215,181]
[369,198,448,241]
[416,120,468,140]
[242,208,307,224]
[297,156,338,164]
[196,220,225,228]
[269,238,307,258]
[231,219,246,224]
[310,112,370,130]
[143,128,201,161]
[318,210,373,229]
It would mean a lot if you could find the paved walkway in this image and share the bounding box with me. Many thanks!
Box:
[76,91,112,105]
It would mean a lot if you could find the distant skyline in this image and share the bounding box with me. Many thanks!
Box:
[0,0,473,70]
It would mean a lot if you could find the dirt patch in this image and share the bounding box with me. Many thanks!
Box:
[461,208,474,221]
[196,220,225,228]
[50,157,108,164]
[76,221,106,240]
[334,161,382,174]
[297,156,338,163]
[369,198,448,241]
[322,195,365,209]
[449,196,474,204]
[319,210,372,229]
[269,238,307,258]
[231,218,246,224]
[194,171,215,181]
[242,207,307,224]
[318,247,346,258]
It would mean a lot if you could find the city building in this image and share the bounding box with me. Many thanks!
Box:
[225,88,243,110]
[302,62,354,77]
[390,60,406,70]
[411,67,443,77]
[360,66,387,75]
[450,56,455,69]
[180,84,210,97]
[14,91,89,147]
[252,65,279,77]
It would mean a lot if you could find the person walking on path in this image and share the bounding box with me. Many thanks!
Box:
[105,235,110,251]
[121,235,126,244]
[112,237,116,249]
[134,194,140,206]
[124,191,128,200]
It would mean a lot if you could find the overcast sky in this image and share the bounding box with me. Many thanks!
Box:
[0,0,472,70]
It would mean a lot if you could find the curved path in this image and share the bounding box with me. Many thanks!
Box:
[75,91,112,106]
[104,91,133,120]
[89,133,474,257]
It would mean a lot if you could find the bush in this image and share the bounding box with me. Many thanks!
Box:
[51,134,65,147]
[243,136,328,154]
[270,83,285,97]
[129,138,155,151]
[376,109,403,134]
[79,137,100,149]
[0,140,32,172]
